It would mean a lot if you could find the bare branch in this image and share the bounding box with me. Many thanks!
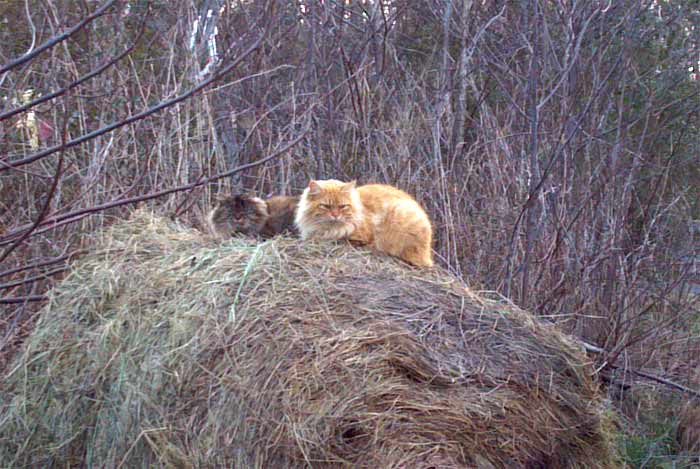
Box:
[0,295,47,305]
[0,121,311,246]
[0,267,68,291]
[0,137,66,265]
[0,5,150,122]
[1,18,270,172]
[584,342,700,399]
[0,251,82,279]
[0,0,118,75]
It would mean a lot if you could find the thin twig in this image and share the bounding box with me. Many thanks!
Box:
[0,124,310,246]
[0,250,81,279]
[0,282,38,352]
[0,0,117,75]
[1,18,270,172]
[0,267,69,291]
[0,3,150,122]
[0,295,47,304]
[0,134,66,265]
[583,342,700,399]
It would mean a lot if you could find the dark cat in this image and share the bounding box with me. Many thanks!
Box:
[207,194,299,238]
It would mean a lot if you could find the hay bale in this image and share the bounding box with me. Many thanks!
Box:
[0,211,617,468]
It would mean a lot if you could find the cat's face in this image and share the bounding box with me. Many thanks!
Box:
[214,194,268,236]
[302,180,359,227]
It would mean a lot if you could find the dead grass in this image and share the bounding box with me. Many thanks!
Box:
[0,210,618,468]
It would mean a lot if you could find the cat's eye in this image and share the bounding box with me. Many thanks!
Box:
[320,204,332,210]
[339,204,349,209]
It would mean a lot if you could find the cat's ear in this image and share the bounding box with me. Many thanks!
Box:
[343,180,357,191]
[308,180,322,195]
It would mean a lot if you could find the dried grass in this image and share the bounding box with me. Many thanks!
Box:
[0,210,617,468]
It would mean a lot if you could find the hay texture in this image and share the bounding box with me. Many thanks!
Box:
[0,211,616,468]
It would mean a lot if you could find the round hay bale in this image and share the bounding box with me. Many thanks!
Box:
[0,211,618,468]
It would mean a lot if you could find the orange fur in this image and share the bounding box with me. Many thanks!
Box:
[260,195,299,238]
[295,180,433,267]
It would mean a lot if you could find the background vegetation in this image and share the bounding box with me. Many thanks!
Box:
[1,0,699,464]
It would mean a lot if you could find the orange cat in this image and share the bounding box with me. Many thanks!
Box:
[294,180,433,267]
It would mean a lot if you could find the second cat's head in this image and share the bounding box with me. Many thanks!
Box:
[209,194,268,237]
[295,179,363,233]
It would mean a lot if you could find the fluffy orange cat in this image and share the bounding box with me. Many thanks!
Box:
[294,180,433,267]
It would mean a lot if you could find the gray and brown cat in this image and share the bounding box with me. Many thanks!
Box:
[207,193,299,238]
